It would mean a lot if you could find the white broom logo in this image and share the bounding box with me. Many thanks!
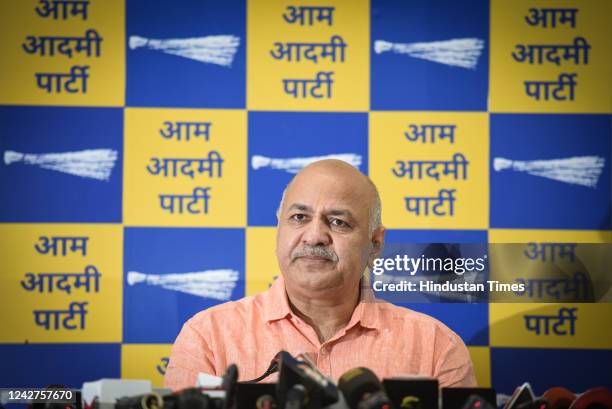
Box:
[129,35,240,67]
[127,269,239,301]
[251,153,362,174]
[374,38,485,70]
[493,156,606,188]
[4,149,118,181]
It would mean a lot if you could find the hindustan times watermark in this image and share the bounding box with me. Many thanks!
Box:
[372,279,524,293]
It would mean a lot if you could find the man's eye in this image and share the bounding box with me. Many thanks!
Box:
[330,218,348,227]
[290,214,306,222]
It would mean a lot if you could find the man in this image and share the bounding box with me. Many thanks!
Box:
[165,159,476,389]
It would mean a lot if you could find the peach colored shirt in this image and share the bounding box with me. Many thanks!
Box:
[165,276,476,390]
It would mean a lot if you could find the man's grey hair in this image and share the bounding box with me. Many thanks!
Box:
[275,178,383,234]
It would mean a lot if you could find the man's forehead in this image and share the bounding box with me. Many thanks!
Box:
[283,165,372,216]
[287,202,355,217]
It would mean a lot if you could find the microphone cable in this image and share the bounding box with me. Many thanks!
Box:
[244,354,281,383]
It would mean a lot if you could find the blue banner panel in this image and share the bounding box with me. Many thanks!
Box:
[248,111,368,226]
[123,227,245,343]
[0,344,120,388]
[370,0,489,110]
[491,347,612,395]
[0,106,123,223]
[126,0,246,108]
[490,114,612,229]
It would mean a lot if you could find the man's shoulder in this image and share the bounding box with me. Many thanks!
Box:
[187,290,269,327]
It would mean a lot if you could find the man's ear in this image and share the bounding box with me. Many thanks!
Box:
[369,226,386,262]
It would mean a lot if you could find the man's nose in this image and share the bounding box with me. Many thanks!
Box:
[302,218,331,246]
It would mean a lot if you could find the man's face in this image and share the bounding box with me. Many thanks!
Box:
[276,166,376,294]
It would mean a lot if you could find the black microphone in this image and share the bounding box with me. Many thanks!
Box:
[115,393,164,409]
[235,383,277,409]
[382,377,438,409]
[255,394,276,409]
[163,388,220,409]
[284,385,308,409]
[442,387,497,409]
[460,395,497,409]
[275,351,338,409]
[221,364,239,409]
[338,367,393,409]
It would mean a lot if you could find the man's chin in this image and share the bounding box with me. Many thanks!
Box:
[290,273,341,293]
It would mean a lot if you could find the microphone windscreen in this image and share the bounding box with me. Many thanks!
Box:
[543,387,575,409]
[569,387,612,409]
[338,367,384,409]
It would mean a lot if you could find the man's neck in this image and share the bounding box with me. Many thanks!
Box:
[285,283,360,344]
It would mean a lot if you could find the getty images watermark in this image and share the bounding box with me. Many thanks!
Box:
[370,253,523,293]
[365,243,612,303]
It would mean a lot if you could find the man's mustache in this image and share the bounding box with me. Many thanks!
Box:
[291,245,339,262]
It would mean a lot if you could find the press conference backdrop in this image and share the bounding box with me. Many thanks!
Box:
[1,0,611,396]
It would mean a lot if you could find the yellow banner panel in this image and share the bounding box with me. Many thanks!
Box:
[247,0,369,111]
[121,344,173,388]
[0,0,125,106]
[370,112,489,229]
[0,223,122,343]
[246,227,281,296]
[490,303,612,349]
[490,0,612,113]
[124,108,247,227]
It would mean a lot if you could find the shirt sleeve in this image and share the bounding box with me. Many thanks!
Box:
[433,329,478,388]
[164,317,217,391]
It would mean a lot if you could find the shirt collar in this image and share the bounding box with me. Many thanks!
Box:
[262,275,382,331]
[262,275,293,322]
[353,282,381,330]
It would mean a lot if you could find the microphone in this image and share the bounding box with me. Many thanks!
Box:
[255,394,276,409]
[569,387,612,409]
[235,383,277,409]
[382,377,438,409]
[164,388,220,409]
[442,387,497,409]
[165,366,238,409]
[337,367,393,409]
[221,364,239,409]
[115,393,163,409]
[543,388,575,409]
[503,383,551,409]
[504,383,537,409]
[81,379,154,409]
[542,386,612,409]
[460,395,497,409]
[285,385,308,409]
[275,351,339,409]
